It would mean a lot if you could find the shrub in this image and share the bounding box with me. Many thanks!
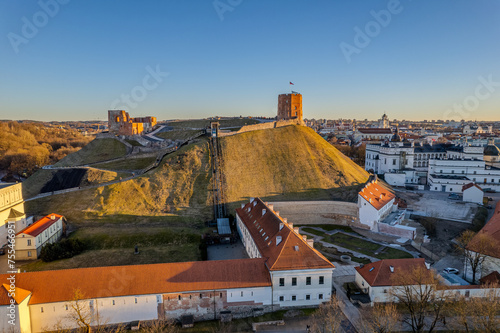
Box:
[39,239,86,262]
[419,217,437,237]
[472,207,488,232]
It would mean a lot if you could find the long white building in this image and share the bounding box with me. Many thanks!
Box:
[1,198,335,333]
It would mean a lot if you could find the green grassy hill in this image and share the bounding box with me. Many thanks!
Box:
[54,138,128,167]
[220,125,369,205]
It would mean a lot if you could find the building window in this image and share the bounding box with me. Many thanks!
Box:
[392,159,396,165]
[241,291,244,297]
[199,293,203,299]
[292,277,297,286]
[319,276,324,285]
[279,278,285,287]
[65,305,68,310]
[306,294,311,300]
[27,251,32,257]
[291,295,296,301]
[474,171,477,175]
[220,293,222,298]
[41,307,44,313]
[279,296,284,302]
[27,239,31,246]
[306,277,311,285]
[318,294,323,300]
[135,298,138,304]
[178,295,181,301]
[112,300,115,305]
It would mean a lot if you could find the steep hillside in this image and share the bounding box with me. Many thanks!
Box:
[26,141,213,226]
[54,138,128,167]
[220,125,369,204]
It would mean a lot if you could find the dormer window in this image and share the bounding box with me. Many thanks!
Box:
[276,236,282,245]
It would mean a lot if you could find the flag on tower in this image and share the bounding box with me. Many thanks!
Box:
[289,81,294,85]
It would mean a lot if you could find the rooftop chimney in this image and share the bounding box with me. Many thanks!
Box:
[283,218,288,223]
[268,204,274,211]
[293,227,299,233]
[307,239,314,247]
[302,235,307,241]
[275,211,280,216]
[50,214,56,220]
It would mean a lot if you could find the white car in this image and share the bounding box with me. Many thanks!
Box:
[443,268,459,275]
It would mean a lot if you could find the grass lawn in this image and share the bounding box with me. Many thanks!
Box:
[20,243,200,272]
[155,129,203,141]
[329,233,412,259]
[125,139,142,146]
[54,138,128,167]
[300,225,358,234]
[93,156,156,171]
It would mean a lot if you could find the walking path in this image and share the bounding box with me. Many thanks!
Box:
[144,125,165,141]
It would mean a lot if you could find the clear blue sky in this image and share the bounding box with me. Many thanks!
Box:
[1,1,499,121]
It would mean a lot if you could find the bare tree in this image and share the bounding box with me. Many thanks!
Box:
[456,230,495,284]
[362,303,401,333]
[310,296,343,333]
[390,265,448,333]
[67,289,94,333]
[448,285,500,332]
[141,319,179,333]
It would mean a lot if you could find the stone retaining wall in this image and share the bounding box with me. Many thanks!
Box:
[268,201,359,225]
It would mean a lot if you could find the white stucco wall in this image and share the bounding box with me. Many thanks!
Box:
[271,269,333,307]
[463,187,483,204]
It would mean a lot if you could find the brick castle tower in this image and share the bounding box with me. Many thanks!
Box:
[277,93,302,121]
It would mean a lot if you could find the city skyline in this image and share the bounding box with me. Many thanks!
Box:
[1,1,499,121]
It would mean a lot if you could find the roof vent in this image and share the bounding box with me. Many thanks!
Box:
[288,223,293,229]
[302,235,307,241]
[369,267,374,272]
[262,209,266,216]
[293,227,299,234]
[275,211,280,217]
[389,265,394,273]
[294,245,299,251]
[307,239,314,247]
[276,236,282,245]
[279,223,284,231]
[369,198,372,203]
[50,214,56,220]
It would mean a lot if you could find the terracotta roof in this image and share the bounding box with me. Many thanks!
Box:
[0,259,271,305]
[467,202,500,258]
[462,183,483,192]
[355,258,428,287]
[480,271,500,286]
[357,128,392,134]
[359,180,396,211]
[17,214,63,237]
[1,284,31,304]
[236,198,334,271]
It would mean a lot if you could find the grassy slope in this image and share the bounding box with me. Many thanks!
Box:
[26,140,213,225]
[155,129,202,141]
[167,118,260,129]
[54,138,128,167]
[22,168,128,199]
[92,157,156,171]
[220,125,369,206]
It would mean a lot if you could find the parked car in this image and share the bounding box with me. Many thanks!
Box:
[448,193,461,200]
[443,268,459,275]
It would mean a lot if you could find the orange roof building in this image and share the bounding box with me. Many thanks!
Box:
[236,198,335,307]
[0,259,272,332]
[15,214,65,260]
[358,180,396,230]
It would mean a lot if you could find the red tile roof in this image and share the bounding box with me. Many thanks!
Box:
[0,259,271,305]
[355,258,428,287]
[359,180,396,211]
[357,128,392,134]
[1,284,31,304]
[462,182,483,192]
[468,201,500,258]
[17,214,63,237]
[236,198,334,271]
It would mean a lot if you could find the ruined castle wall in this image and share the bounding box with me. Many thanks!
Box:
[269,201,359,226]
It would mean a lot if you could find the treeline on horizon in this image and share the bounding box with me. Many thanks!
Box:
[0,121,93,178]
